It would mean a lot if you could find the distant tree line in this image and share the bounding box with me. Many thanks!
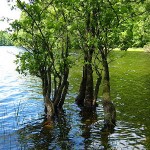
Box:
[0,31,13,46]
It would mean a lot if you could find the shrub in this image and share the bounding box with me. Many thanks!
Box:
[144,44,150,53]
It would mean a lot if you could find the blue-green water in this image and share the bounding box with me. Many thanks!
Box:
[0,46,149,149]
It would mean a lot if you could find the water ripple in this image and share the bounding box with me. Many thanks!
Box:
[0,47,148,150]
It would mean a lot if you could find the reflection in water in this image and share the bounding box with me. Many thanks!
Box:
[79,107,98,149]
[79,107,115,150]
[0,46,149,149]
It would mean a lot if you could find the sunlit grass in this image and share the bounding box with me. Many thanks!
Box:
[114,48,144,52]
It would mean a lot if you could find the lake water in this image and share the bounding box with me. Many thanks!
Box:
[0,46,149,150]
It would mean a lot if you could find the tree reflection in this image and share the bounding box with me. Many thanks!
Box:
[17,105,116,149]
[79,107,98,149]
[17,120,53,149]
[79,107,115,149]
[17,110,71,150]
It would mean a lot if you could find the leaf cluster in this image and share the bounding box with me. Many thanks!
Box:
[10,0,149,77]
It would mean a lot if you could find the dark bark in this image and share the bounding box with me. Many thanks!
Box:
[58,81,69,109]
[75,66,87,106]
[76,10,97,108]
[84,63,94,107]
[102,58,111,101]
[53,70,69,110]
[94,75,102,104]
[40,58,69,119]
[41,66,69,120]
[75,54,96,108]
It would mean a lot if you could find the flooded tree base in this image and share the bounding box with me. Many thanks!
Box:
[102,100,116,129]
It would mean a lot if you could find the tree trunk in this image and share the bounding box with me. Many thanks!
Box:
[75,65,87,106]
[53,70,69,110]
[44,95,55,120]
[41,70,55,121]
[58,81,69,109]
[102,57,116,129]
[94,75,102,105]
[76,10,99,108]
[76,50,96,107]
[84,61,94,107]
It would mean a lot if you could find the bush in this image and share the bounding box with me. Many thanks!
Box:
[144,44,150,53]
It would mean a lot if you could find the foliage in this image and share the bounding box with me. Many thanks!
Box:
[0,31,13,46]
[143,43,150,53]
[10,0,150,118]
[11,0,150,80]
[12,0,73,76]
[10,0,74,114]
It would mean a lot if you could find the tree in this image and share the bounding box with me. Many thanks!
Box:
[73,0,149,129]
[72,0,117,128]
[132,1,150,47]
[11,0,72,121]
[10,0,149,129]
[0,31,13,46]
[73,0,103,108]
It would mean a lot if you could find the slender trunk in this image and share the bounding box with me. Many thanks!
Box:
[84,51,94,107]
[102,58,110,101]
[41,70,55,120]
[102,57,116,128]
[94,75,102,105]
[53,71,69,109]
[54,33,70,110]
[58,33,70,109]
[58,80,69,109]
[75,65,87,106]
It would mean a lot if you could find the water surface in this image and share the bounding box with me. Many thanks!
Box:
[0,46,149,149]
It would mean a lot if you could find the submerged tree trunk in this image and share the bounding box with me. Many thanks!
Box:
[75,66,87,106]
[84,51,94,107]
[75,49,97,108]
[41,83,53,120]
[41,69,55,121]
[53,68,69,110]
[44,95,55,120]
[94,75,102,105]
[102,56,116,129]
[76,10,99,108]
[41,66,69,121]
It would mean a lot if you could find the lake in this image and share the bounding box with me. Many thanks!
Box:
[0,46,149,149]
